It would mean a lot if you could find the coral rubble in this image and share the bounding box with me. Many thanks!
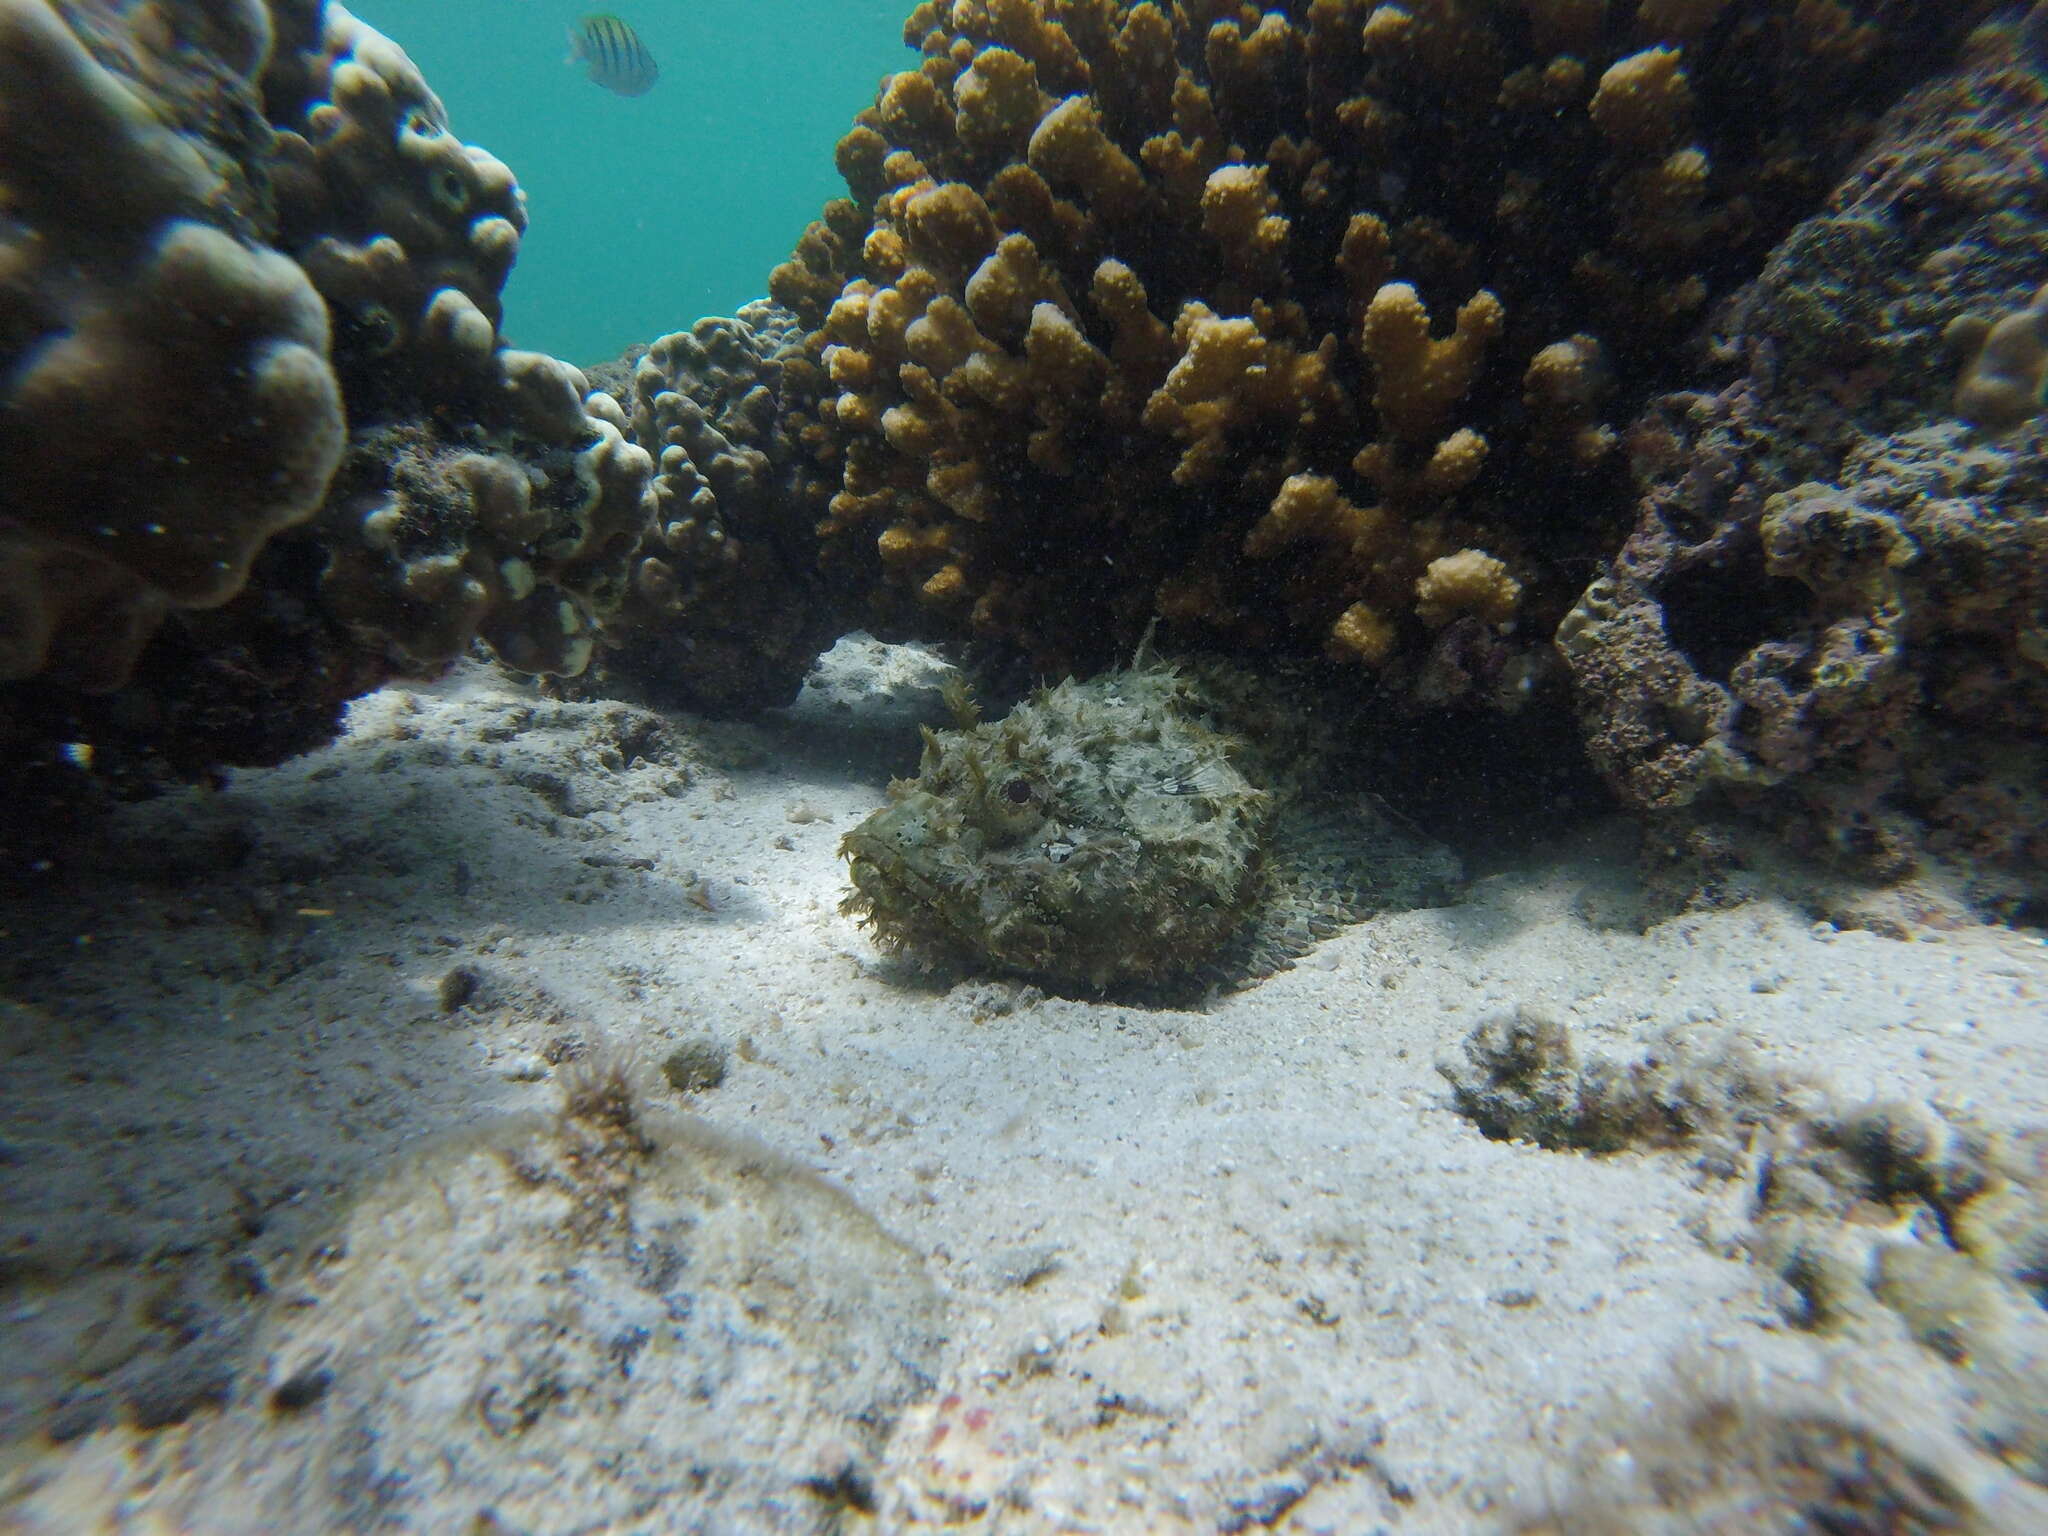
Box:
[1517,1378,1988,1535]
[1447,1005,2048,1528]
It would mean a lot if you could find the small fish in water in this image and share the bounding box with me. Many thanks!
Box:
[568,14,658,97]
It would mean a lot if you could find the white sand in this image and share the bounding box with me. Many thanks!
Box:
[2,637,2044,1532]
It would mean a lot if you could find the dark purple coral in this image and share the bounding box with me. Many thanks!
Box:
[1558,23,2048,910]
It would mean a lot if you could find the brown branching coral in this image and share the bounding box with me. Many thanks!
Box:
[770,0,1996,696]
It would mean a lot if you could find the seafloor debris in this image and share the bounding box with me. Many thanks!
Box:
[1438,1004,1791,1158]
[1446,1005,2048,1512]
[1514,1373,1987,1536]
[840,652,1459,994]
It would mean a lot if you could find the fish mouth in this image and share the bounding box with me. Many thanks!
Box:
[841,849,910,910]
[840,823,971,932]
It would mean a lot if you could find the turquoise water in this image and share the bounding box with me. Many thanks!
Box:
[355,1,914,366]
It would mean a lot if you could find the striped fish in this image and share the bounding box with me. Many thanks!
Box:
[568,14,658,97]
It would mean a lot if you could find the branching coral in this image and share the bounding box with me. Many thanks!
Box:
[770,0,1996,696]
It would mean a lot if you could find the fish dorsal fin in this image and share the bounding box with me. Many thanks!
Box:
[1130,618,1161,670]
[939,674,979,730]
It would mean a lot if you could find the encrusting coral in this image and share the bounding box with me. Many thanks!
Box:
[771,0,1997,696]
[1556,14,2048,914]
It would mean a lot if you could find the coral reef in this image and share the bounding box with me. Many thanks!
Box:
[1557,20,2048,913]
[7,0,2043,929]
[1,0,657,848]
[262,0,656,681]
[0,0,345,691]
[770,0,1997,695]
[575,303,848,715]
[840,653,1459,994]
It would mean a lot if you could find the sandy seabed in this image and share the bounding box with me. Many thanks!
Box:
[2,637,2044,1534]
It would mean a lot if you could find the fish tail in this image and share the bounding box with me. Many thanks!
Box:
[564,24,582,66]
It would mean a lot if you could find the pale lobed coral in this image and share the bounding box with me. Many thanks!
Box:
[0,0,655,702]
[1,0,657,828]
[0,0,345,690]
[263,0,524,392]
[1951,282,2048,432]
[258,0,656,679]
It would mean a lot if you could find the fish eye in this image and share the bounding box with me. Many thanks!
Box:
[1002,779,1033,805]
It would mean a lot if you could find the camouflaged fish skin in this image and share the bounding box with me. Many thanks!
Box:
[840,658,1461,995]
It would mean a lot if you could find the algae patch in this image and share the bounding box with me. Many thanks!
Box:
[839,657,1460,994]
